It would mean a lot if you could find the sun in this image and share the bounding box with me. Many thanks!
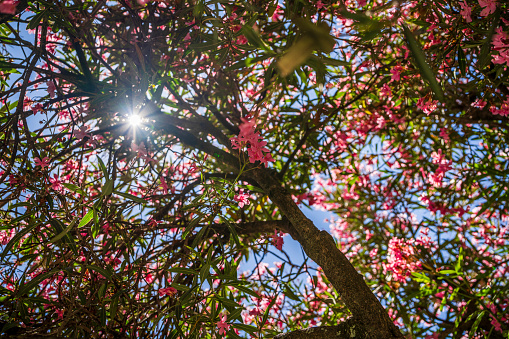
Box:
[128,114,143,126]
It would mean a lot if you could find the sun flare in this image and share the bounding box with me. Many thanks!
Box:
[128,114,142,126]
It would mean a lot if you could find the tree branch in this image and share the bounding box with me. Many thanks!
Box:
[273,318,367,339]
[247,168,404,339]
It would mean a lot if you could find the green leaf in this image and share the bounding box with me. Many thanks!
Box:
[78,209,94,228]
[187,40,223,53]
[312,55,349,67]
[97,157,108,178]
[98,283,107,299]
[8,202,31,210]
[113,191,147,204]
[182,217,201,239]
[91,221,100,238]
[469,311,485,338]
[438,270,457,275]
[0,59,19,72]
[401,24,444,101]
[294,18,335,53]
[110,295,119,318]
[277,19,335,77]
[217,297,241,309]
[455,248,464,273]
[102,179,114,196]
[235,285,259,299]
[50,218,77,243]
[411,272,430,283]
[18,269,60,296]
[283,286,300,301]
[27,10,47,30]
[478,10,500,69]
[62,183,85,195]
[260,295,277,329]
[85,265,112,280]
[277,35,316,77]
[224,219,241,248]
[233,323,258,334]
[241,25,270,51]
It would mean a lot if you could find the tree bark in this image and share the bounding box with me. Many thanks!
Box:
[248,168,404,339]
[273,318,367,339]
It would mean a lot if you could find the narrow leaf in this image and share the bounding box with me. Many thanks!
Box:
[78,209,94,228]
[50,218,77,243]
[114,191,147,204]
[402,24,444,101]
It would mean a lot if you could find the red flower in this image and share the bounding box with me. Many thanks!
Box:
[158,286,177,297]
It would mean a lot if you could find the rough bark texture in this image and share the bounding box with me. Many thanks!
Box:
[248,168,404,339]
[273,318,367,339]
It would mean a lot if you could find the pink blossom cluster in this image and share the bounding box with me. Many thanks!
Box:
[419,193,467,216]
[459,1,472,22]
[489,97,509,117]
[131,141,155,165]
[479,0,497,17]
[0,228,15,245]
[158,286,177,297]
[492,27,509,67]
[0,0,17,15]
[231,118,274,166]
[425,149,452,187]
[233,191,250,208]
[417,97,438,115]
[216,315,230,335]
[272,230,284,251]
[34,156,51,169]
[384,237,422,283]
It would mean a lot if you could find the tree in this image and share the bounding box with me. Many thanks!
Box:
[0,0,507,338]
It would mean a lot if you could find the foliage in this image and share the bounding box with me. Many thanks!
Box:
[0,0,508,338]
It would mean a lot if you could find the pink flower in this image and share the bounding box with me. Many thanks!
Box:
[158,286,177,297]
[491,27,509,67]
[74,125,91,140]
[217,315,230,335]
[478,0,497,17]
[491,316,502,333]
[34,157,51,169]
[32,103,44,114]
[160,176,169,194]
[236,35,248,45]
[383,237,421,282]
[131,142,146,155]
[380,83,392,97]
[231,118,274,166]
[46,80,56,98]
[459,1,472,22]
[272,230,284,251]
[417,98,438,115]
[471,99,486,109]
[234,192,250,208]
[49,174,63,191]
[439,128,450,142]
[0,228,15,245]
[0,0,17,15]
[390,65,403,81]
[490,98,509,117]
